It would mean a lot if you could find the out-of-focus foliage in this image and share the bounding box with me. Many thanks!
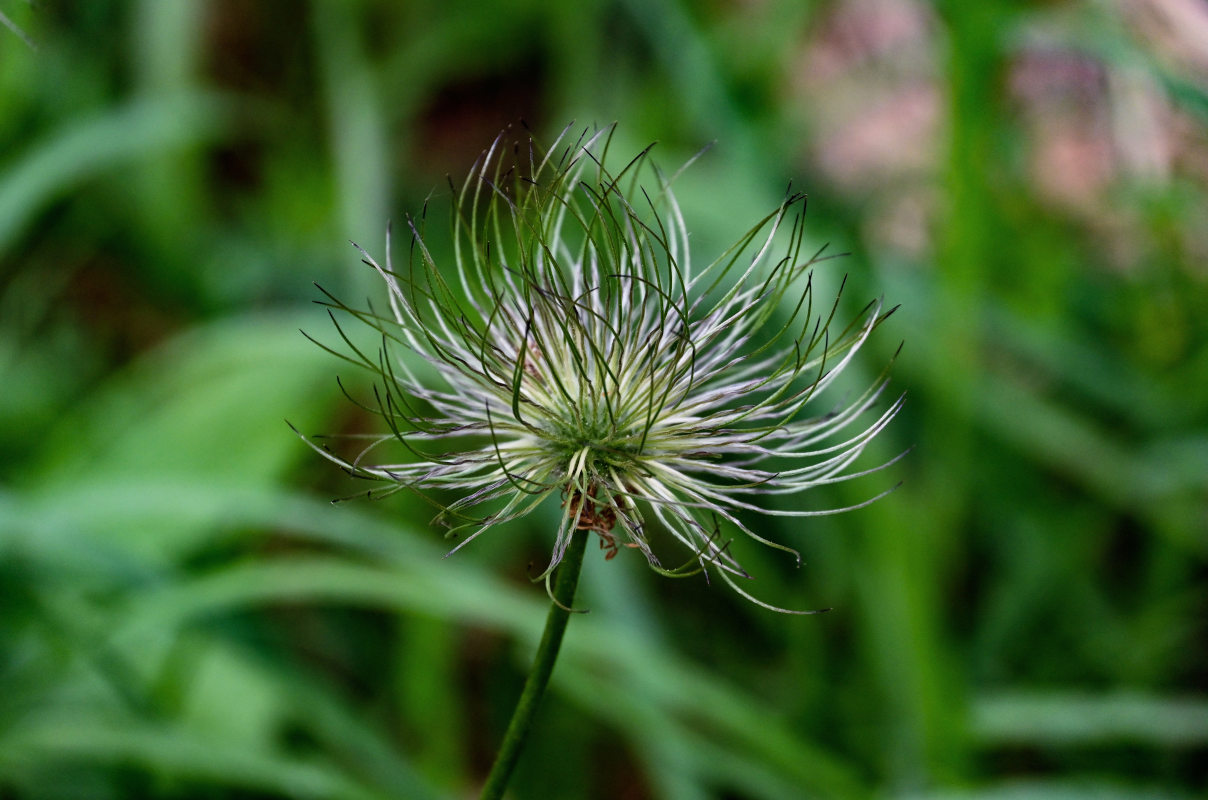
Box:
[0,1,1204,798]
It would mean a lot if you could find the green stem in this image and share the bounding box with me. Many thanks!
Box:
[479,530,589,800]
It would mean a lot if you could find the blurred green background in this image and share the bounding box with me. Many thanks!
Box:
[2,1,1206,798]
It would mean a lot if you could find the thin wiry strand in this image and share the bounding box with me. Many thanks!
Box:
[298,123,902,612]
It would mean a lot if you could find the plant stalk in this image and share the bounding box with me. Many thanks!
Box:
[479,530,589,800]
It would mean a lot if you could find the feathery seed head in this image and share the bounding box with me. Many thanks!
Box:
[303,123,903,612]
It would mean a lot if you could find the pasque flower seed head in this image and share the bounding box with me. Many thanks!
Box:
[300,124,903,612]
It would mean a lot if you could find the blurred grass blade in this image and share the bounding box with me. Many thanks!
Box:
[896,780,1194,800]
[0,92,229,257]
[0,720,388,800]
[110,547,870,799]
[973,690,1208,747]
